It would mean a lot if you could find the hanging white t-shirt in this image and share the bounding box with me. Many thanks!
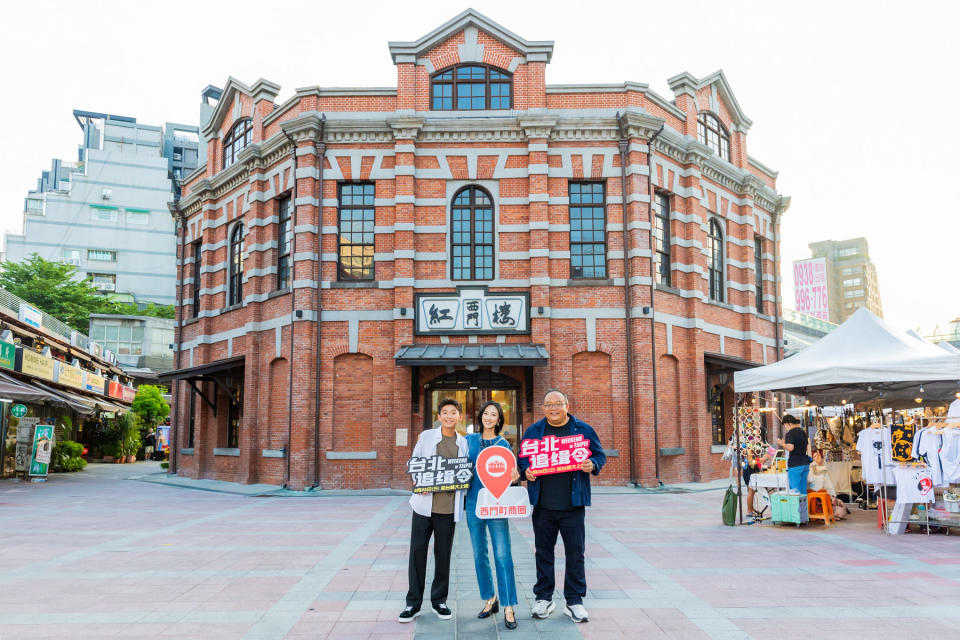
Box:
[856,428,893,486]
[940,430,960,484]
[893,466,934,503]
[911,426,928,460]
[916,431,945,487]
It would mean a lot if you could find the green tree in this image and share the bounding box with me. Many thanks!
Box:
[0,254,114,332]
[110,302,176,319]
[131,384,170,430]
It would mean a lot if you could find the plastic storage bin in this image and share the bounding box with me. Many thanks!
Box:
[771,491,809,526]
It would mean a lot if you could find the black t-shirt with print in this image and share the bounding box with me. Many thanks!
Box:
[784,427,809,468]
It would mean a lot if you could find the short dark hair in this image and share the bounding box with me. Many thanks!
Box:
[542,389,569,404]
[476,400,505,435]
[781,414,800,425]
[437,397,463,414]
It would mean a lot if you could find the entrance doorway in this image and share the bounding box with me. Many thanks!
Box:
[424,370,522,455]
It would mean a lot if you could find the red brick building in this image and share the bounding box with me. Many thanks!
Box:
[164,9,789,490]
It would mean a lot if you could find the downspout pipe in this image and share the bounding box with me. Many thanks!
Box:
[312,114,326,489]
[645,125,665,486]
[772,206,785,435]
[282,131,298,488]
[616,113,639,487]
[170,203,186,476]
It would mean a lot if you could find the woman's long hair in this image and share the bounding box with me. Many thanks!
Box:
[476,400,505,436]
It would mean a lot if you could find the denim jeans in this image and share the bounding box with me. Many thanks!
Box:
[787,464,810,494]
[466,507,518,607]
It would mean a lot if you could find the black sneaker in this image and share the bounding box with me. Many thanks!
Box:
[432,602,453,619]
[398,606,420,623]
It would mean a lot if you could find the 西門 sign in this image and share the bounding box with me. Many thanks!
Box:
[475,445,530,519]
[415,289,529,335]
[406,455,473,493]
[519,434,592,476]
[793,258,829,321]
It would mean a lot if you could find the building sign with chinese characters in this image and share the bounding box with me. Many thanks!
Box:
[415,289,529,335]
[793,258,829,321]
[519,434,592,476]
[406,455,474,493]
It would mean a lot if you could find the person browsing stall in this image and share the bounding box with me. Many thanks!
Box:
[518,389,606,624]
[399,398,468,623]
[465,401,521,630]
[777,414,811,494]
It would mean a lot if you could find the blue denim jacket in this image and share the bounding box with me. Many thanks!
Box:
[517,414,606,508]
[465,432,511,509]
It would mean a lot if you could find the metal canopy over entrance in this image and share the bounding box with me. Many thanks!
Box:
[394,343,548,367]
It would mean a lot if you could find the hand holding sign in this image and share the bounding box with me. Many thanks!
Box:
[475,445,531,519]
[519,434,591,476]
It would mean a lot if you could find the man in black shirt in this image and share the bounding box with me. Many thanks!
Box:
[519,389,606,624]
[777,414,810,494]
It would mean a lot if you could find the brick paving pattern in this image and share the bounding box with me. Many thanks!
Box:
[2,463,959,639]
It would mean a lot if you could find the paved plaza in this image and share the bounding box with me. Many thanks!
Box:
[1,463,960,639]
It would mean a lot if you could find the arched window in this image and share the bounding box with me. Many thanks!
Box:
[708,218,725,302]
[451,186,494,280]
[223,118,253,169]
[431,65,512,111]
[697,112,729,161]
[228,222,244,306]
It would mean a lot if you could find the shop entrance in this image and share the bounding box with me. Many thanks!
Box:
[424,370,522,455]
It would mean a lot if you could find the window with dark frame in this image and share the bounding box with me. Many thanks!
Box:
[569,182,607,279]
[277,196,292,290]
[338,183,375,281]
[451,186,494,280]
[226,387,241,449]
[711,386,726,445]
[653,192,671,286]
[754,235,764,313]
[228,223,244,306]
[431,64,512,110]
[223,119,253,169]
[697,112,730,161]
[708,218,725,302]
[191,240,201,318]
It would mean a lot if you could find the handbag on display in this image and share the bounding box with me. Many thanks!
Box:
[722,485,737,526]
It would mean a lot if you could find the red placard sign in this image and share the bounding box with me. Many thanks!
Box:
[519,434,591,476]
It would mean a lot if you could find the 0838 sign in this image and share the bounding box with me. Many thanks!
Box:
[415,288,529,335]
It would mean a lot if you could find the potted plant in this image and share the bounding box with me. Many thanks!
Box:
[117,412,142,463]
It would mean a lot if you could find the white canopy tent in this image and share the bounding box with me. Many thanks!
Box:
[734,308,960,407]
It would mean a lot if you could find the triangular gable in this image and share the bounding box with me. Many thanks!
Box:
[667,70,753,131]
[388,8,553,65]
[201,77,281,138]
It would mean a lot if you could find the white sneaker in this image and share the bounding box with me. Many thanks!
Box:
[531,599,555,619]
[564,603,589,623]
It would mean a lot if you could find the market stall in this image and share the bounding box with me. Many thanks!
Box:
[733,308,960,533]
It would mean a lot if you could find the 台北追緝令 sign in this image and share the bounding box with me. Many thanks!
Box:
[519,434,592,476]
[406,455,474,493]
[416,289,529,335]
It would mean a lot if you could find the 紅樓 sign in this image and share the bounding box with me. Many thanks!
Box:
[415,289,529,335]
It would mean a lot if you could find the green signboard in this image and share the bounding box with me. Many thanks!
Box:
[0,340,14,370]
[29,425,54,477]
[11,404,27,418]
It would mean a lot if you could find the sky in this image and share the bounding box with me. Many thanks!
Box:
[1,0,956,334]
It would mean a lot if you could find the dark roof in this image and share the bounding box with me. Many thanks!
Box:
[157,355,245,381]
[394,344,548,366]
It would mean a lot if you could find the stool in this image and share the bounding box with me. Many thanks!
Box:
[807,490,834,526]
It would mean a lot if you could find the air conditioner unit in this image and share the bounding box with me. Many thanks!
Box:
[172,153,182,161]
[101,188,112,200]
[96,282,116,292]
[59,257,82,266]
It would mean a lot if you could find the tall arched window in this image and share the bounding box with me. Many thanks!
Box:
[451,186,494,280]
[708,218,725,302]
[431,65,512,111]
[223,118,253,169]
[228,222,244,306]
[697,112,729,161]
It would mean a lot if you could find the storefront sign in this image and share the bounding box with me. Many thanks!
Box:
[121,385,137,403]
[475,445,530,519]
[11,403,27,418]
[18,302,42,330]
[415,289,529,335]
[29,424,54,477]
[17,348,55,381]
[55,361,83,389]
[14,418,39,472]
[0,340,15,370]
[519,434,592,476]
[107,380,123,399]
[83,371,105,394]
[793,258,829,321]
[406,455,473,493]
